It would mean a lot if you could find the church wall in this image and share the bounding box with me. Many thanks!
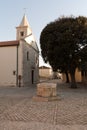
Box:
[17,41,23,87]
[21,41,39,87]
[0,46,17,86]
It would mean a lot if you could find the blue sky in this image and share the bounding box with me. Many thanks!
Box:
[0,0,87,66]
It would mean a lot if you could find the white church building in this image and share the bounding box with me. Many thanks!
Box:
[0,14,39,87]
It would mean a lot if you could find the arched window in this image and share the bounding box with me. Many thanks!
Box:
[20,31,24,37]
[27,51,29,61]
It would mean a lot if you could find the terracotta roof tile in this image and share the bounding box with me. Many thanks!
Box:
[39,66,51,69]
[0,40,19,47]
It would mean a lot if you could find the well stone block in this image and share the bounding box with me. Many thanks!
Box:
[37,83,57,97]
[33,82,61,101]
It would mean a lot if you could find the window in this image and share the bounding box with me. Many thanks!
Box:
[20,31,24,37]
[35,55,38,66]
[13,70,16,75]
[27,51,29,61]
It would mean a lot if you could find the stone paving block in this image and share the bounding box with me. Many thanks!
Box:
[0,80,87,129]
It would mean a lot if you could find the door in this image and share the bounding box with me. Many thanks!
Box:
[31,70,34,84]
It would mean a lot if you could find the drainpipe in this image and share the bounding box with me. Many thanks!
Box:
[16,45,18,86]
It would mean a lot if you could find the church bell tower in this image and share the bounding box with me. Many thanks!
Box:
[16,14,32,40]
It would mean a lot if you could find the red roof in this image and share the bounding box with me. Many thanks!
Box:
[0,40,19,47]
[39,66,51,69]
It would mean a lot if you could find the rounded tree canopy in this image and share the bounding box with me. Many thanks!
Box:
[40,16,87,72]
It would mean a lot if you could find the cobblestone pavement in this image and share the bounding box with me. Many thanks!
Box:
[0,80,87,130]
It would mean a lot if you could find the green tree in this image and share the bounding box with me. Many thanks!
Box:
[79,46,87,77]
[40,16,87,88]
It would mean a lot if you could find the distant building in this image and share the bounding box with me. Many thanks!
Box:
[39,66,53,79]
[0,14,39,87]
[62,68,81,83]
[62,68,87,83]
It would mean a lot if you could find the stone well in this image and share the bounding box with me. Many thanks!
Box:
[33,83,59,101]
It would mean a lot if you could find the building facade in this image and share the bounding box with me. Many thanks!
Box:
[39,66,53,79]
[0,15,39,87]
[62,68,82,83]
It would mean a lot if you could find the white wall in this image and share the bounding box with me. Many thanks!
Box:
[39,68,53,78]
[0,46,17,86]
[18,41,23,78]
[21,40,39,86]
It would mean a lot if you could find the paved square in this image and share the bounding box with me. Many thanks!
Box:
[0,80,87,130]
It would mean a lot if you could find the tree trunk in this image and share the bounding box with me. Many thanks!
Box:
[53,71,57,79]
[65,71,69,83]
[70,69,77,88]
